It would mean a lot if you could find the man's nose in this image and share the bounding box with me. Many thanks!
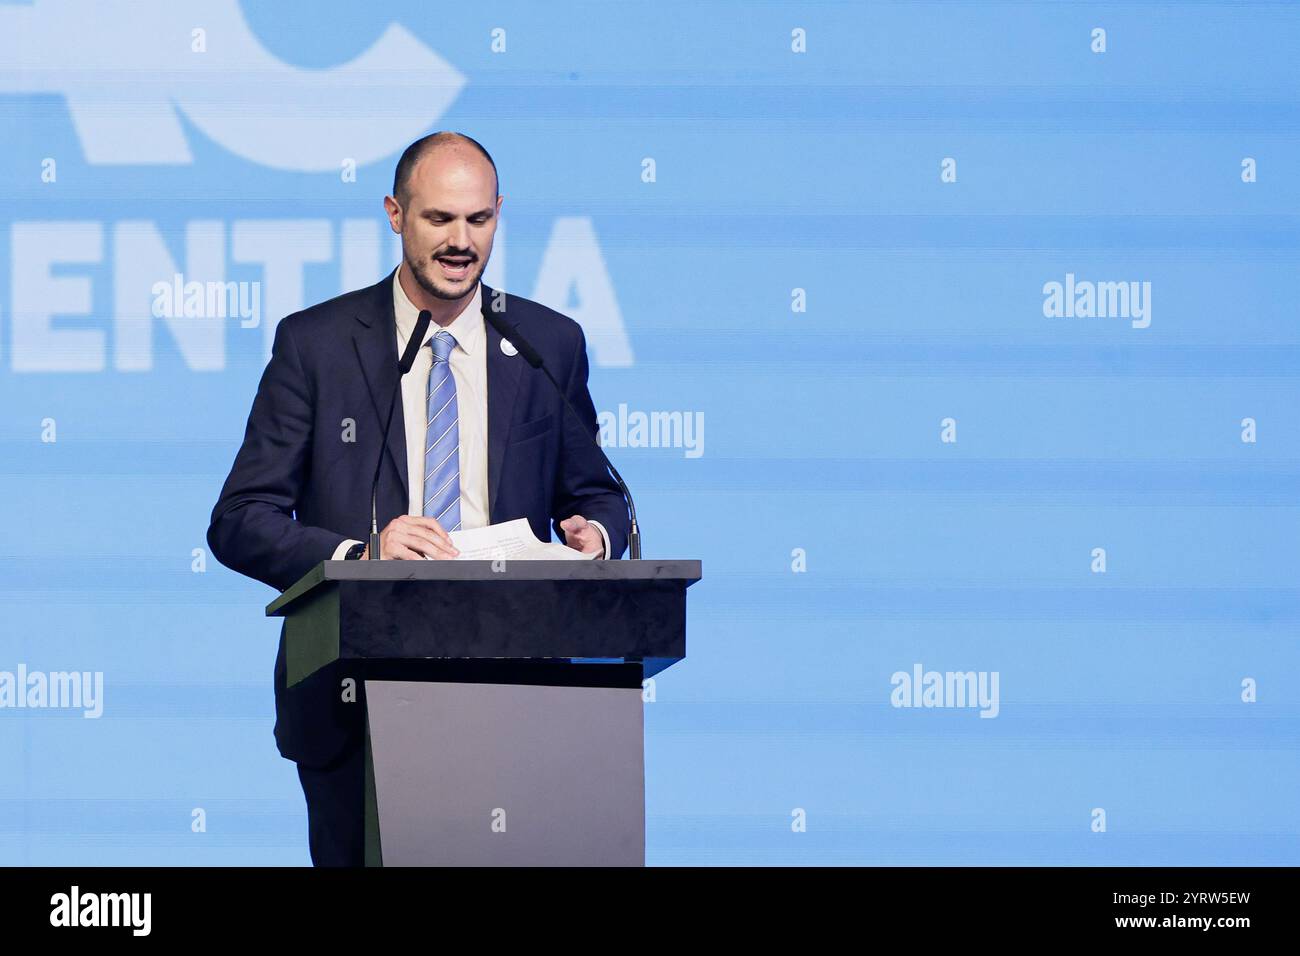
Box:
[446,219,470,250]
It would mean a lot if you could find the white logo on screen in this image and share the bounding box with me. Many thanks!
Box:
[0,0,465,169]
[0,1,637,371]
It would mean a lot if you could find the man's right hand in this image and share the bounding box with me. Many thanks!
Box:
[370,515,460,560]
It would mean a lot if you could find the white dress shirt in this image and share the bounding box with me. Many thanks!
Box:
[396,270,490,526]
[331,267,608,559]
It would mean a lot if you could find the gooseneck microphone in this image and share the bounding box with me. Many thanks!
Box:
[368,309,432,560]
[480,303,642,560]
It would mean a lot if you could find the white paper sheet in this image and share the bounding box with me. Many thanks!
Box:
[442,517,598,561]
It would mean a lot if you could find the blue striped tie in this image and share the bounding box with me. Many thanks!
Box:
[423,330,461,531]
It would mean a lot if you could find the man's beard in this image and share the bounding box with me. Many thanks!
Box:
[407,252,486,301]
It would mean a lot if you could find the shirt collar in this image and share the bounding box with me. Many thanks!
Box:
[392,263,484,356]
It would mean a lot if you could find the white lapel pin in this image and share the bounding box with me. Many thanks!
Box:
[500,337,518,357]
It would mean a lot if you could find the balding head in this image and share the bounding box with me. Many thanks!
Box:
[392,131,499,209]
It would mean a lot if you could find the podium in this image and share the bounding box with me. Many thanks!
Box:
[266,558,700,866]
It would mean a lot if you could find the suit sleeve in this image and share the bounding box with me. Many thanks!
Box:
[207,316,349,591]
[550,324,631,558]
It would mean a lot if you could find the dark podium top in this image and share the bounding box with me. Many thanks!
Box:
[266,559,701,686]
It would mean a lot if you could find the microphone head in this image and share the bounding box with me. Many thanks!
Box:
[513,337,545,370]
[481,306,544,369]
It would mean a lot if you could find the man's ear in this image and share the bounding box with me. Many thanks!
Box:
[383,195,403,233]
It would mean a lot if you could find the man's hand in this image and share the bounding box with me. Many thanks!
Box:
[371,515,459,560]
[559,515,604,555]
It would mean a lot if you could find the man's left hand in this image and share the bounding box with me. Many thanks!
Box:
[559,515,604,555]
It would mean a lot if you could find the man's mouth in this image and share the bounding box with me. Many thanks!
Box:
[435,254,474,280]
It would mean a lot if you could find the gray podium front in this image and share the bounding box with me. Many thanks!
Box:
[266,559,700,867]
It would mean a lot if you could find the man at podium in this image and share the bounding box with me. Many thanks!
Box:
[206,132,631,866]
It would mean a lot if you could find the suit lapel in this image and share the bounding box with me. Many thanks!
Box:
[354,276,523,523]
[352,270,409,510]
[482,284,524,520]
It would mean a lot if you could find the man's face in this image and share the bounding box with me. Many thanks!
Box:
[385,148,502,301]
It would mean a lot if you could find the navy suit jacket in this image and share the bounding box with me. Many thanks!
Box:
[207,271,629,768]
